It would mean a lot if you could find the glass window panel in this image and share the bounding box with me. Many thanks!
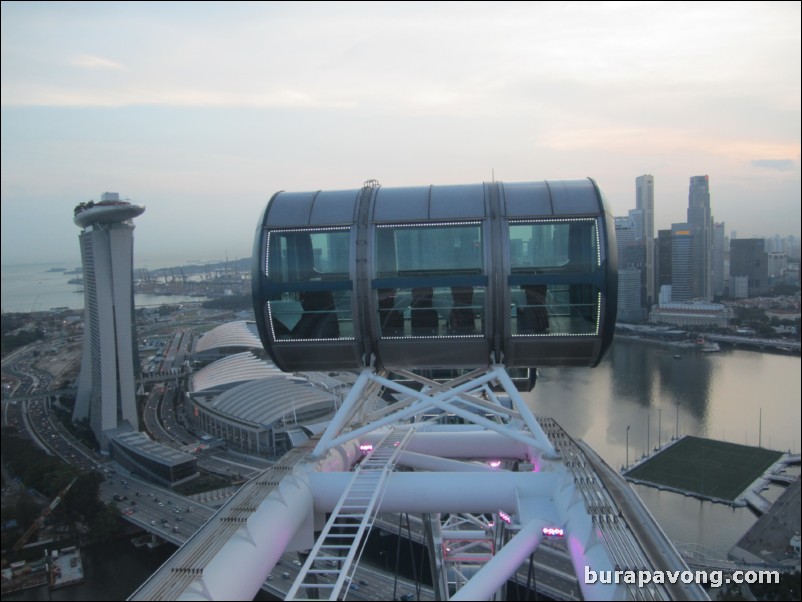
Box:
[265,228,353,340]
[509,220,598,273]
[267,229,350,282]
[268,290,353,340]
[510,284,599,336]
[376,286,485,338]
[376,224,482,277]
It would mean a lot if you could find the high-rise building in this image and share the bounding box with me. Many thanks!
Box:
[786,236,796,257]
[73,192,145,448]
[635,175,655,308]
[628,209,643,242]
[617,268,644,322]
[615,215,637,250]
[615,215,646,321]
[687,175,713,301]
[712,222,725,297]
[767,251,788,285]
[671,223,696,302]
[656,229,672,296]
[766,235,782,253]
[730,238,769,297]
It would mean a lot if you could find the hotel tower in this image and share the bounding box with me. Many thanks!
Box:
[72,192,145,448]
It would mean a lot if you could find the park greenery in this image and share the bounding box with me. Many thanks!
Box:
[1,313,45,356]
[0,428,121,546]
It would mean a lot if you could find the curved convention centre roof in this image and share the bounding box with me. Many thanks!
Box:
[194,321,262,356]
[190,352,287,394]
[196,376,338,430]
[252,179,618,372]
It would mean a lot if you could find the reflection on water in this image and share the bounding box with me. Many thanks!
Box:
[657,349,716,422]
[633,484,758,553]
[529,336,801,554]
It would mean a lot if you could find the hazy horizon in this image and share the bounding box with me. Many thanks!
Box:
[2,2,800,266]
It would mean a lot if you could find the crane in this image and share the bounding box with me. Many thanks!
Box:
[12,477,78,553]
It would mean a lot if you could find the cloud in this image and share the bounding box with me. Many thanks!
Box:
[0,84,356,109]
[750,159,796,172]
[69,54,126,71]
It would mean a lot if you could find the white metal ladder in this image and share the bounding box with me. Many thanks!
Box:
[286,428,412,600]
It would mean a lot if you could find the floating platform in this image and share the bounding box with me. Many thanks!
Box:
[0,560,48,595]
[49,546,84,589]
[624,436,783,504]
[729,476,801,565]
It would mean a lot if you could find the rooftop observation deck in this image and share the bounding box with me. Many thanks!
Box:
[73,200,145,228]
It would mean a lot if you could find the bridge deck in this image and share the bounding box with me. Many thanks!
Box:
[131,440,316,600]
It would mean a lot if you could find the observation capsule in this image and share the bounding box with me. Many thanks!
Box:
[252,179,617,372]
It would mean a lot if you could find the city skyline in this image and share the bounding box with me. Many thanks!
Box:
[615,172,796,317]
[2,2,800,267]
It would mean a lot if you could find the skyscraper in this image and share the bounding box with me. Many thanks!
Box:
[615,214,646,322]
[635,175,655,308]
[671,223,696,302]
[656,229,672,297]
[73,192,145,448]
[730,238,769,297]
[712,222,726,297]
[687,175,713,301]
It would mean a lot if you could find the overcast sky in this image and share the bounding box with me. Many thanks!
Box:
[2,1,799,267]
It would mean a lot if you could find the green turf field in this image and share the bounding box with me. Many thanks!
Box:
[624,436,782,501]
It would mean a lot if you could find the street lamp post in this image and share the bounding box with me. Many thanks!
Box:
[658,408,662,450]
[675,401,680,439]
[759,407,762,448]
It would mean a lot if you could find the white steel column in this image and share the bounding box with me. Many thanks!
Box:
[450,519,547,601]
[311,368,373,458]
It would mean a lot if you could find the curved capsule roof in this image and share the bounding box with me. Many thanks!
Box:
[253,179,617,372]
